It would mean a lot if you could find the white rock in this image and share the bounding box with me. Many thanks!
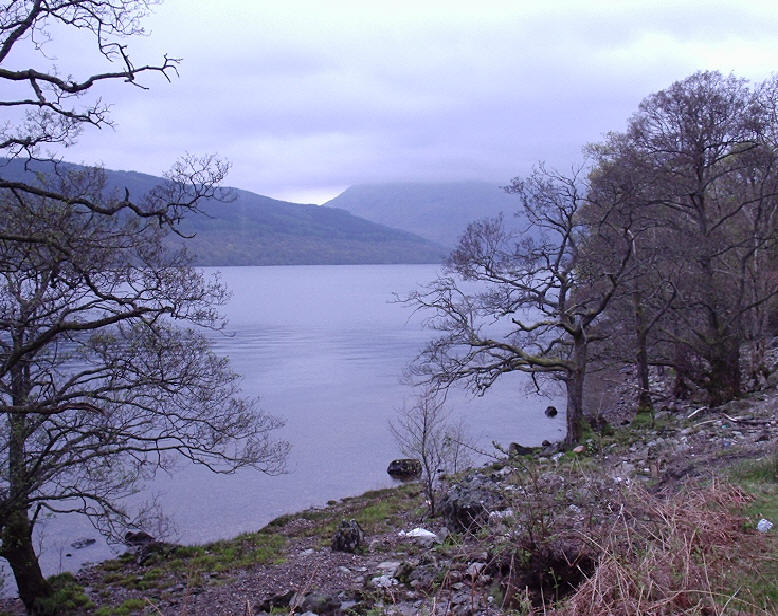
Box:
[465,562,486,577]
[371,574,398,589]
[402,527,437,538]
[757,518,774,533]
[398,527,439,546]
[489,508,515,520]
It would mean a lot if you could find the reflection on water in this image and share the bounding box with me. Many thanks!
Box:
[30,264,564,579]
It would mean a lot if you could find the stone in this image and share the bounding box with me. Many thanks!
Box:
[301,592,341,615]
[398,527,438,547]
[332,519,365,553]
[439,474,506,532]
[572,445,585,454]
[488,508,515,521]
[70,537,96,549]
[370,574,398,589]
[257,589,295,613]
[508,442,536,457]
[376,561,402,577]
[387,458,422,479]
[540,442,559,457]
[124,530,155,547]
[545,405,558,417]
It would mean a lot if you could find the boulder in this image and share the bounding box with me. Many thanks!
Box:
[545,405,558,417]
[301,592,341,615]
[332,518,365,553]
[387,458,422,479]
[398,527,438,547]
[508,442,536,457]
[124,530,155,547]
[257,589,295,613]
[439,474,506,532]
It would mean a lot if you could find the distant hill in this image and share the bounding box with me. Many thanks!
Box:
[0,160,446,265]
[325,182,523,249]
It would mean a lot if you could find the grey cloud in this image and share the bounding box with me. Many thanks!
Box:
[28,1,778,202]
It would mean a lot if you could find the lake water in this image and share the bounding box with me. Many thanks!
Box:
[23,264,565,581]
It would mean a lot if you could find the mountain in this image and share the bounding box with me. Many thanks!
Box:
[0,160,446,265]
[324,181,522,249]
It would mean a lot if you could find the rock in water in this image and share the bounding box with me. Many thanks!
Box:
[70,537,96,549]
[545,405,558,417]
[387,458,422,479]
[332,519,365,553]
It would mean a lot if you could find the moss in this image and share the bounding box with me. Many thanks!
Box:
[31,572,94,615]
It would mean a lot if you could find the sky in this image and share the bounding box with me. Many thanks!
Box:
[14,0,778,203]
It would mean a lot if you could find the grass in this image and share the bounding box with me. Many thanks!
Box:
[93,598,147,616]
[542,480,775,616]
[93,530,287,597]
[726,452,778,612]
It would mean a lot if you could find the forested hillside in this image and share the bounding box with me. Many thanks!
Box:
[0,159,446,265]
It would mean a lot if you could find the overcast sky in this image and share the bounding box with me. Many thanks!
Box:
[26,0,778,203]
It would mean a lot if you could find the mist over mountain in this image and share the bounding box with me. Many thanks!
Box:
[325,181,523,249]
[0,160,446,265]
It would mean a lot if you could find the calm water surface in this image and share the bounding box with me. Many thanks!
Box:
[29,264,564,578]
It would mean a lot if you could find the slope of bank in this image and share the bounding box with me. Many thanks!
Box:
[3,383,775,615]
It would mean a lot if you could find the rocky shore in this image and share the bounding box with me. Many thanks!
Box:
[2,385,777,615]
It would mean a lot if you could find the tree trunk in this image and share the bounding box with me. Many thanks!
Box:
[707,334,741,406]
[564,333,587,448]
[633,285,653,418]
[5,359,53,613]
[672,343,691,400]
[1,509,52,614]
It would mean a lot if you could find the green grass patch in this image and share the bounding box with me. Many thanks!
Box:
[727,453,778,613]
[93,597,148,616]
[96,531,287,593]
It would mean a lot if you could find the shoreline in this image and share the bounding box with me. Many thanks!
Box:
[2,384,776,615]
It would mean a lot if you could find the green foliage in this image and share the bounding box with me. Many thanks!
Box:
[93,598,148,616]
[32,572,94,615]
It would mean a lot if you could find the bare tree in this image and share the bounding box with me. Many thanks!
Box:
[0,3,290,613]
[390,388,470,516]
[0,168,289,612]
[0,0,222,229]
[405,165,632,447]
